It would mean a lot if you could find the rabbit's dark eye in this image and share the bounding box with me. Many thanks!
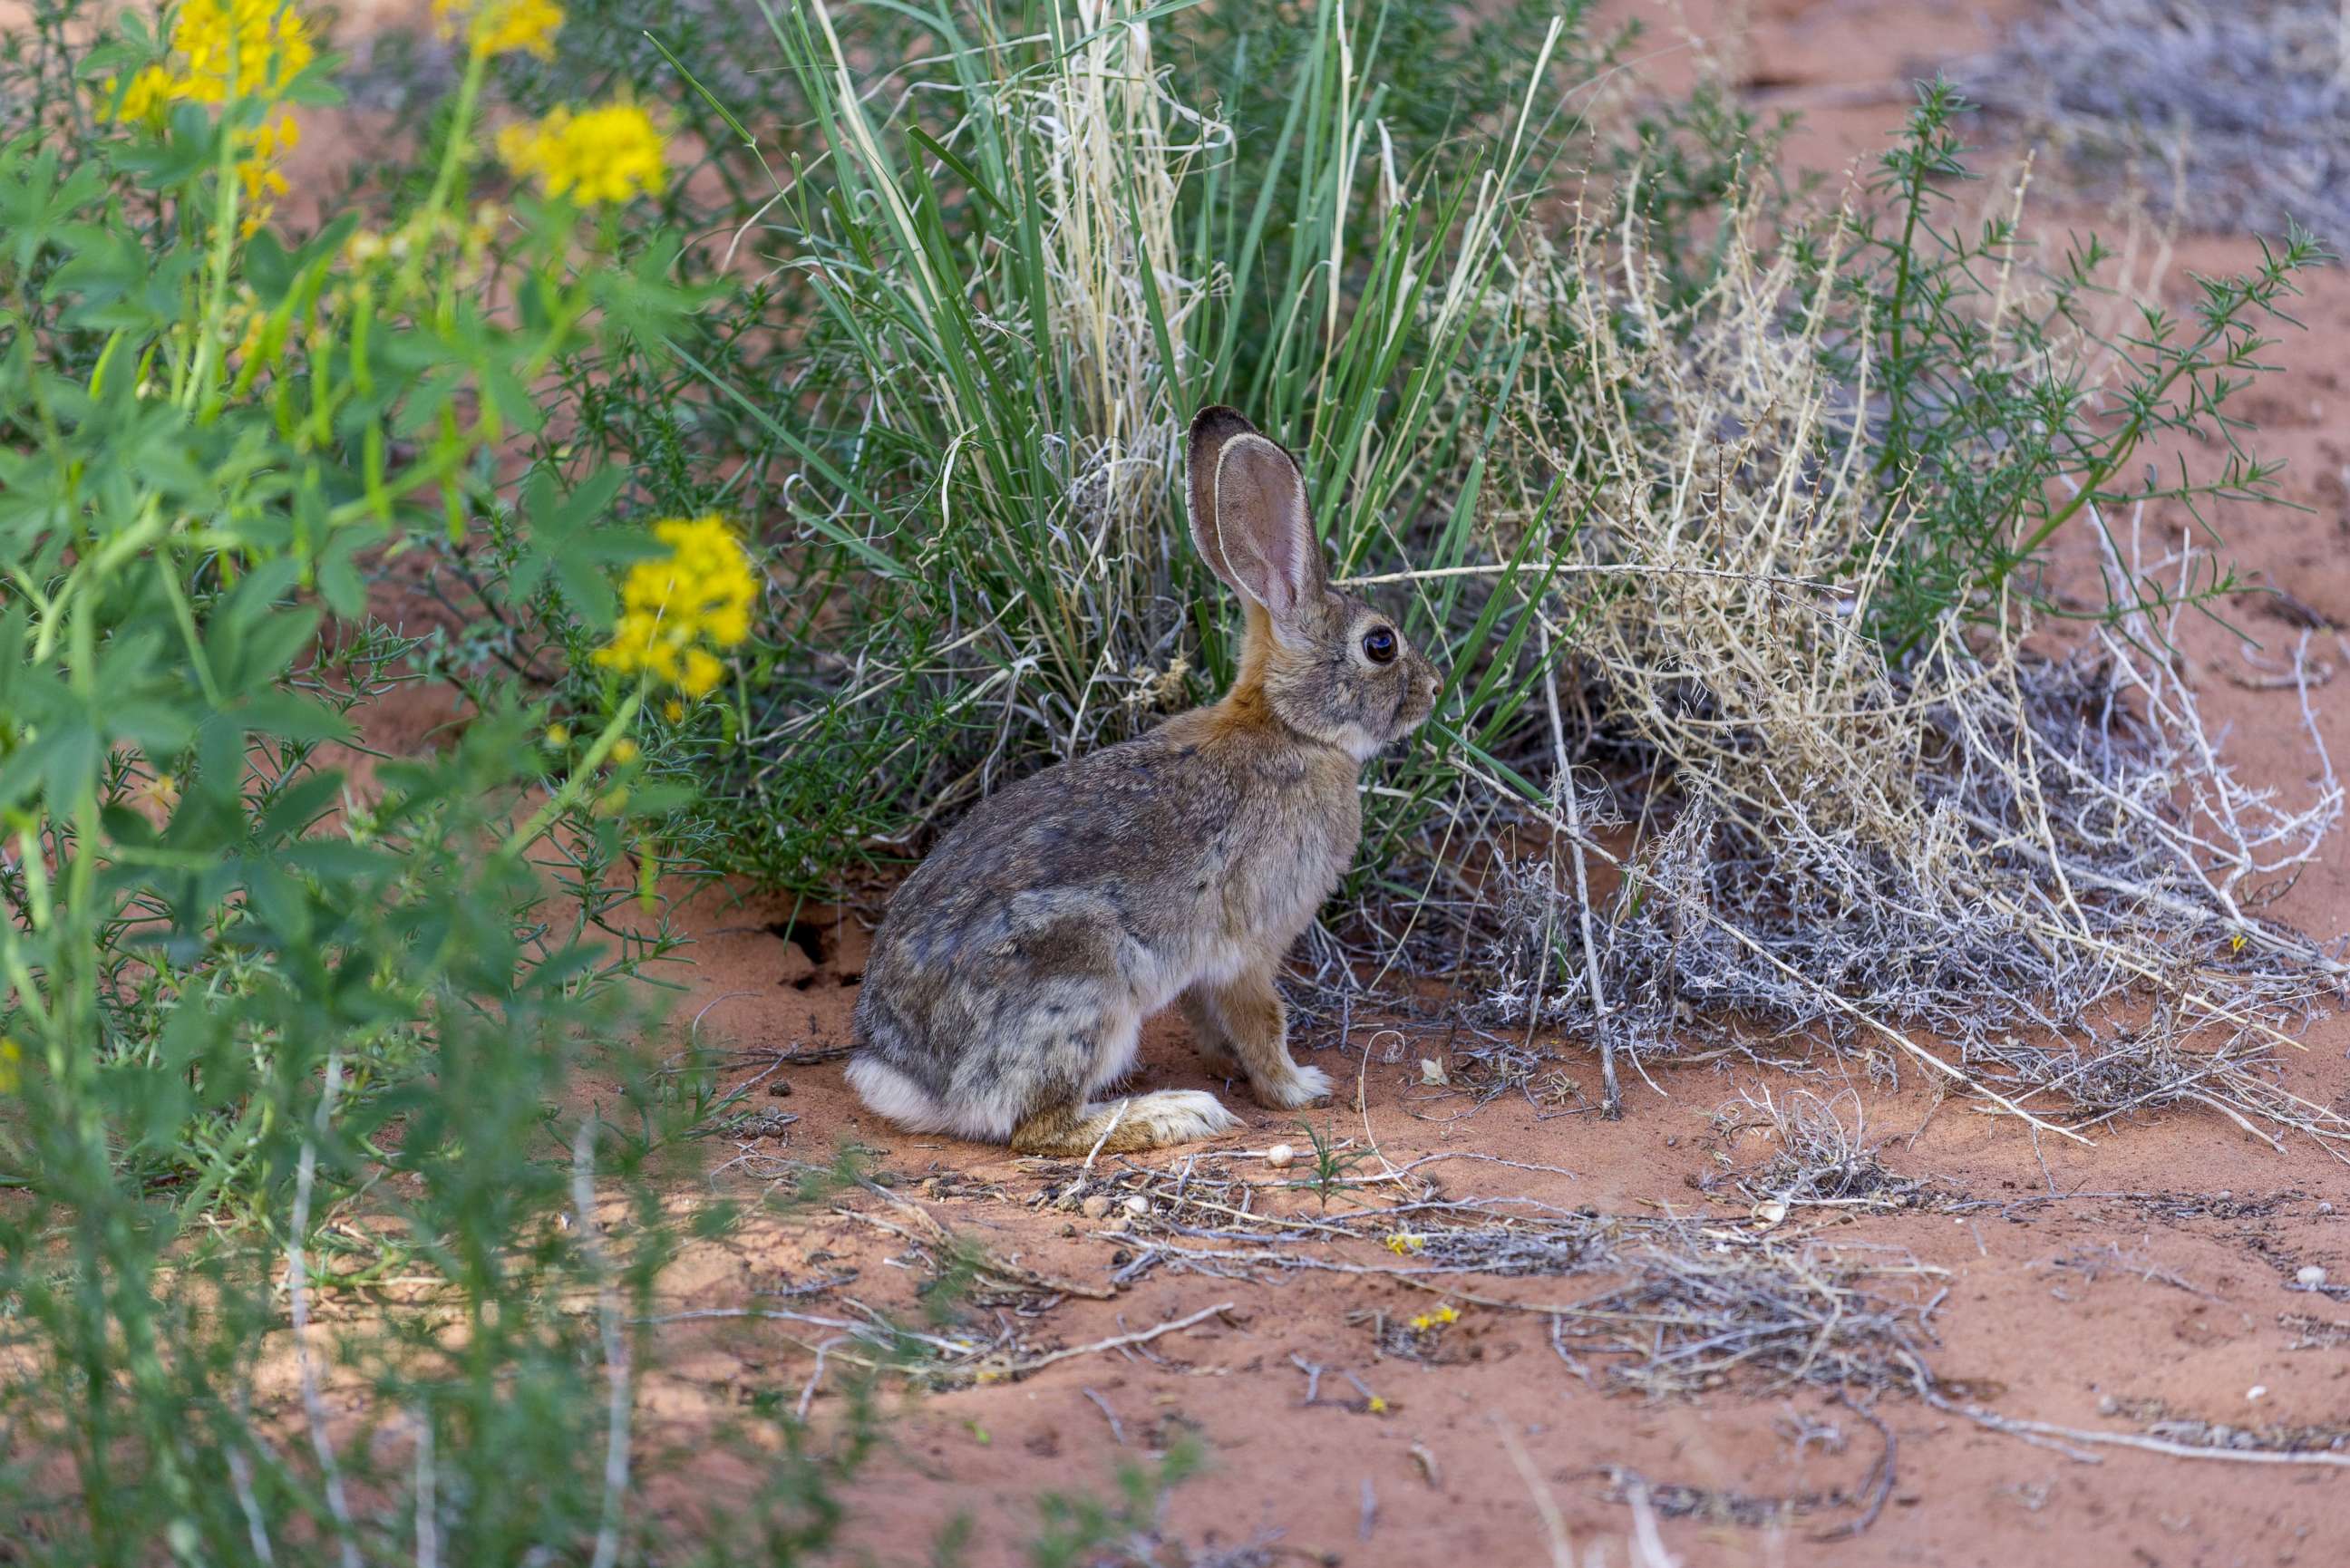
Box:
[1362,625,1398,665]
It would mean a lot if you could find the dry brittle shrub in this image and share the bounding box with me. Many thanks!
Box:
[1471,196,2349,1147]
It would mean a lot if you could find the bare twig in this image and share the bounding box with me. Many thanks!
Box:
[1540,621,1617,1118]
[287,1046,362,1568]
[226,1396,277,1568]
[412,1405,437,1568]
[1812,1395,1897,1541]
[1494,1418,1576,1568]
[1082,1387,1127,1445]
[987,1301,1233,1378]
[1935,1397,2350,1467]
[574,1117,634,1568]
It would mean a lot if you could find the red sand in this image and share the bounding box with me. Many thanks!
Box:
[336,2,2350,1562]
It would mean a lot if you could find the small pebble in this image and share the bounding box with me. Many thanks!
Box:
[1265,1143,1296,1170]
[2297,1265,2328,1287]
[1122,1195,1150,1218]
[1081,1194,1112,1220]
[2248,1385,2268,1402]
[2318,1202,2336,1216]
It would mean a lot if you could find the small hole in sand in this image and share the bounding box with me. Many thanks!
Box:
[767,918,828,967]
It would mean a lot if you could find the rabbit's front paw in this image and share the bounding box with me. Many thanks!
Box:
[1132,1089,1245,1143]
[1251,1060,1333,1110]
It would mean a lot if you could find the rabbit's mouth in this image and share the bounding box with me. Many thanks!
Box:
[1388,685,1416,739]
[1393,668,1441,736]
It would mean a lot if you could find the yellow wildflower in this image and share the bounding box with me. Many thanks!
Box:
[1365,1396,1388,1415]
[136,773,182,815]
[245,113,298,176]
[662,700,685,723]
[498,102,667,206]
[1385,1233,1423,1256]
[610,739,640,765]
[434,0,564,58]
[101,0,313,232]
[595,515,758,695]
[235,112,299,230]
[1408,1314,1433,1332]
[545,723,571,748]
[0,1038,22,1094]
[1434,1303,1461,1325]
[110,64,180,125]
[174,0,316,103]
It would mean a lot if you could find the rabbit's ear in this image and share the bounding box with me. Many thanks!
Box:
[1186,404,1258,595]
[1212,431,1321,624]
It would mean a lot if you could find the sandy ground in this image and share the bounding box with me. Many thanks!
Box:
[636,921,2350,1568]
[312,1,2350,1563]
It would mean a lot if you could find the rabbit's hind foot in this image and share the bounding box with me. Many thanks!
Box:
[1010,1090,1240,1157]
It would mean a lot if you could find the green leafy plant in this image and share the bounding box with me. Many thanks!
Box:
[1292,1116,1378,1213]
[0,2,885,1560]
[1820,78,2324,653]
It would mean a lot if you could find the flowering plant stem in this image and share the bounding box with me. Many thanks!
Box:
[177,44,248,412]
[400,39,492,313]
[500,687,643,860]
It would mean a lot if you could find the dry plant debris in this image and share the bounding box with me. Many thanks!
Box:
[1704,1084,1934,1217]
[1049,1153,1944,1406]
[1452,198,2347,1149]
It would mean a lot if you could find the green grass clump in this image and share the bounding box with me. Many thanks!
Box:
[532,0,1635,893]
[510,7,2316,910]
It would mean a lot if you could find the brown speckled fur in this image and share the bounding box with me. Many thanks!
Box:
[846,408,1442,1155]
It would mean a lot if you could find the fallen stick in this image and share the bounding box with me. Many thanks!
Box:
[1540,621,1618,1118]
[1495,1418,1578,1568]
[987,1301,1236,1379]
[1081,1387,1127,1445]
[1934,1396,2350,1467]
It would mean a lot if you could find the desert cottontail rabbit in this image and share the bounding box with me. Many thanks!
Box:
[845,407,1442,1155]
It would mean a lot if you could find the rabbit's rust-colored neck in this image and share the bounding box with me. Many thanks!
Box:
[1209,600,1282,736]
